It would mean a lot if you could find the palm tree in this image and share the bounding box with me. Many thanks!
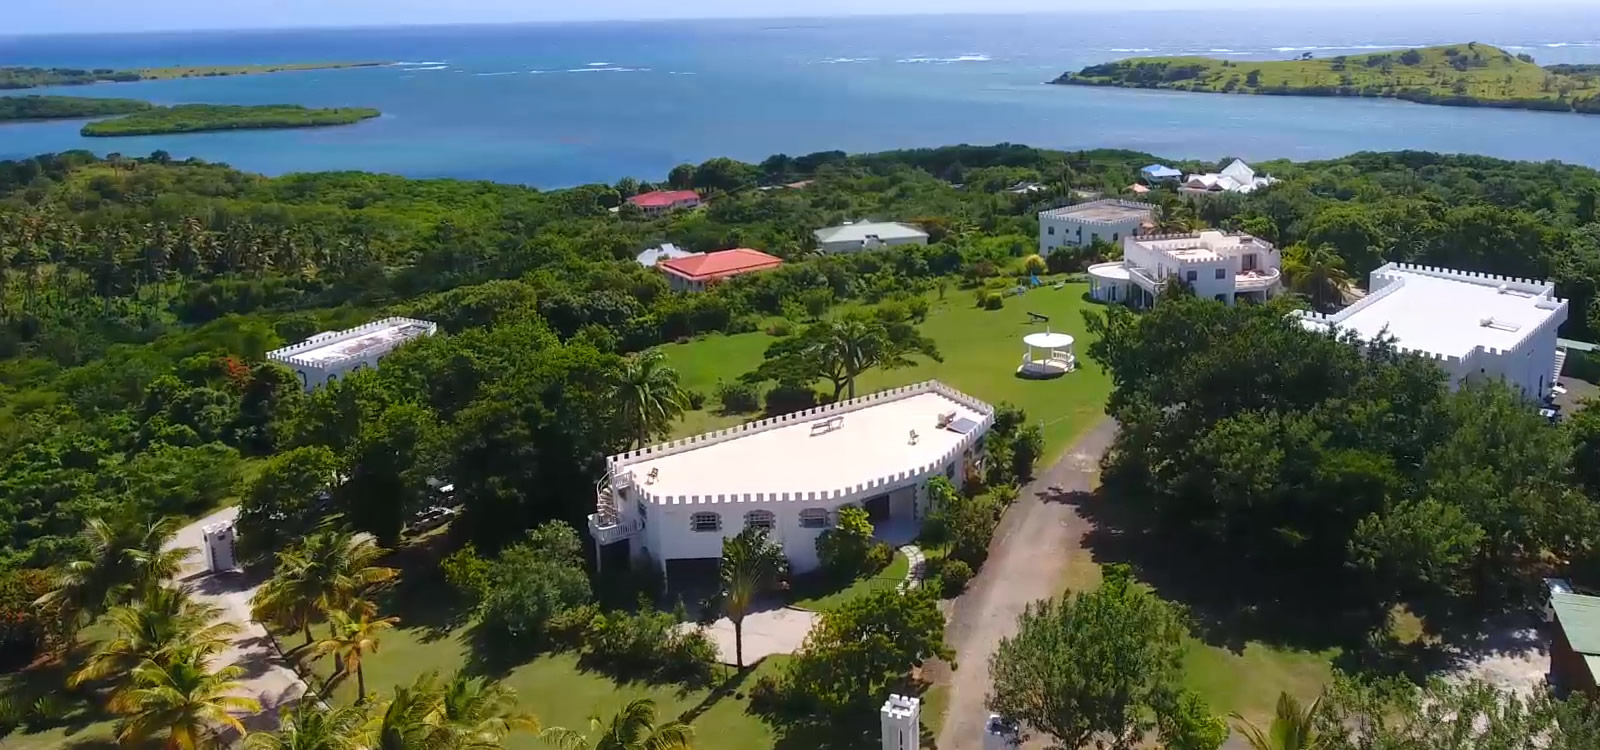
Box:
[110,652,262,750]
[438,672,539,748]
[38,515,194,637]
[1231,692,1327,750]
[252,528,398,647]
[1151,203,1204,234]
[312,607,398,703]
[70,585,239,690]
[540,699,693,750]
[366,675,449,750]
[245,702,370,750]
[1282,243,1353,313]
[718,528,787,668]
[613,349,689,449]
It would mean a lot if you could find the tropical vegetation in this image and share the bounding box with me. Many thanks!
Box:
[0,95,153,121]
[81,104,382,137]
[1056,42,1600,114]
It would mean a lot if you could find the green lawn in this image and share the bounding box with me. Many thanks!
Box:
[789,552,910,612]
[1182,639,1336,726]
[667,282,1113,462]
[291,606,778,750]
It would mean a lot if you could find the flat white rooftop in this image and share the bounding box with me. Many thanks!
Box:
[619,384,989,503]
[1131,230,1272,261]
[814,221,929,244]
[1298,264,1564,358]
[1041,199,1153,224]
[270,317,436,367]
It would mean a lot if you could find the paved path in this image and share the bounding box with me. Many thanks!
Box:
[934,418,1116,750]
[168,507,309,730]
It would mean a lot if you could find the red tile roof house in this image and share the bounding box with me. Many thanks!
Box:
[627,189,702,217]
[657,248,784,292]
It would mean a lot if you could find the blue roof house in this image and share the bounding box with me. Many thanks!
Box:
[1140,164,1182,182]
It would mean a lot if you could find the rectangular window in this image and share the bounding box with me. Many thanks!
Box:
[1186,270,1197,282]
[1048,226,1055,235]
[1112,233,1119,242]
[1215,268,1226,279]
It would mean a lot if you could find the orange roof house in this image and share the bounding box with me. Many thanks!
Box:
[657,248,783,291]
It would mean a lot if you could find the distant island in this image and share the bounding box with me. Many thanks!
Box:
[1053,43,1600,115]
[80,104,382,137]
[0,61,386,90]
[0,95,154,121]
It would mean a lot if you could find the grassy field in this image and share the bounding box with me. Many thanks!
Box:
[1056,43,1600,113]
[666,281,1114,462]
[81,104,381,137]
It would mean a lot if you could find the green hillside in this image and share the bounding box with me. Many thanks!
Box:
[1054,42,1600,114]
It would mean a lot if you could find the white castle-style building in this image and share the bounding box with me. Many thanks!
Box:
[1038,199,1155,253]
[587,381,993,576]
[267,317,437,392]
[1297,263,1569,398]
[1087,230,1283,306]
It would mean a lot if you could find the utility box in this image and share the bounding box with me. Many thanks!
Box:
[202,522,238,573]
[880,694,920,750]
[983,714,1021,750]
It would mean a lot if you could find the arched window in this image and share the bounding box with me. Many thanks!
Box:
[798,508,829,529]
[744,510,775,532]
[690,512,722,533]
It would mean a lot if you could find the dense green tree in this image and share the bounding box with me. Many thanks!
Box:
[766,586,949,723]
[341,402,445,547]
[70,585,239,692]
[244,702,371,750]
[236,446,343,560]
[476,523,593,648]
[987,565,1214,750]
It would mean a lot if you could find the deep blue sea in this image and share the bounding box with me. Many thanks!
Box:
[4,9,1600,187]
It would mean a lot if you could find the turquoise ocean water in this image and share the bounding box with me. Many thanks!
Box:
[3,8,1600,186]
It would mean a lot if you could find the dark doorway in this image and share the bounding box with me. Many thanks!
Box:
[864,494,890,522]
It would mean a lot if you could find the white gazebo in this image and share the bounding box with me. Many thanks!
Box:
[1018,330,1075,378]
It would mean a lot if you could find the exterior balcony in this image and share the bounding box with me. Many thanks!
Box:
[588,512,642,546]
[1235,267,1281,291]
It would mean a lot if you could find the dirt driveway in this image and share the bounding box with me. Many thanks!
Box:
[933,418,1116,750]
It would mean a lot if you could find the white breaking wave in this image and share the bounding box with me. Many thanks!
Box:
[818,57,878,64]
[1109,48,1155,53]
[587,62,612,66]
[474,71,517,76]
[408,65,448,71]
[391,60,447,66]
[896,54,991,63]
[567,66,648,72]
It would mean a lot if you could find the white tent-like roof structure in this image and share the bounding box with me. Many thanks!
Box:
[1023,331,1075,349]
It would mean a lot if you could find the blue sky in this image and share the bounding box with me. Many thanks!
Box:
[7,0,1561,35]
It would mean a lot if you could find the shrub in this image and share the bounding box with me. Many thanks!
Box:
[816,506,876,581]
[767,319,793,337]
[1023,254,1047,275]
[716,379,761,413]
[581,602,716,685]
[950,496,1002,568]
[765,383,819,416]
[906,296,931,322]
[441,544,491,606]
[546,602,600,649]
[867,541,894,573]
[1010,424,1044,482]
[940,559,974,596]
[686,389,707,410]
[977,290,1004,310]
[477,523,593,650]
